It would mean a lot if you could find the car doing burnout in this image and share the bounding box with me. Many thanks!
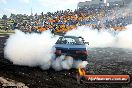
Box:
[53,36,89,61]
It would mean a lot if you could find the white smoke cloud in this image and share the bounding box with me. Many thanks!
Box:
[4,30,56,69]
[116,25,132,49]
[66,26,115,48]
[66,24,132,49]
[51,56,73,71]
[4,24,132,71]
[4,30,87,71]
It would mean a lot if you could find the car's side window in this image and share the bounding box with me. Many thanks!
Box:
[56,37,63,44]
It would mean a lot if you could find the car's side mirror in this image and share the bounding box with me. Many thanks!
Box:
[84,42,89,45]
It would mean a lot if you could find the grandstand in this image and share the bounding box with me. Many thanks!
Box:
[77,0,131,9]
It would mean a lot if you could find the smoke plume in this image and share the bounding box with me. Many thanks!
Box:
[66,24,132,49]
[4,30,88,71]
[4,24,132,71]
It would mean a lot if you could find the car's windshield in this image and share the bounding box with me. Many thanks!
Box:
[56,37,84,45]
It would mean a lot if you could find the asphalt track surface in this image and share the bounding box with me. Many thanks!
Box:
[0,36,132,88]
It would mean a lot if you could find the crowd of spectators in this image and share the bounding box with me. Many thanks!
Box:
[30,4,131,33]
[1,4,132,33]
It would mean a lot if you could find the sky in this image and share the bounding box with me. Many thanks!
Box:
[0,0,90,18]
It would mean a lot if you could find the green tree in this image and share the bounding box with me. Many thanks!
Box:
[10,13,15,18]
[2,14,7,20]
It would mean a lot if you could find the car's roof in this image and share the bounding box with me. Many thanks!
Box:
[61,36,82,38]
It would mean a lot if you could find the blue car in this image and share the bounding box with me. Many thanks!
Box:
[53,36,89,61]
